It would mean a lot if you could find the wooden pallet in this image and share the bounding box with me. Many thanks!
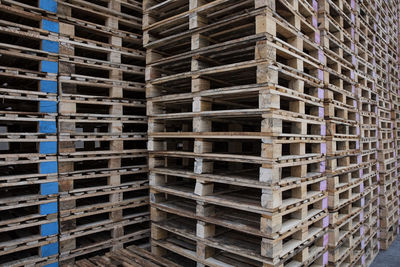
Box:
[58,0,141,33]
[0,237,58,267]
[0,182,58,266]
[145,1,328,265]
[152,211,328,267]
[0,1,60,266]
[74,245,180,267]
[60,231,150,266]
[54,0,148,264]
[0,0,58,14]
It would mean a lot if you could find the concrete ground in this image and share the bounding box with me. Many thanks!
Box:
[371,235,400,267]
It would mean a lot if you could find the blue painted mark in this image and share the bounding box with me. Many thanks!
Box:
[43,263,59,267]
[40,202,58,215]
[39,161,58,174]
[42,19,59,33]
[41,61,58,74]
[42,40,59,53]
[41,242,59,257]
[40,80,57,93]
[39,121,56,134]
[39,101,57,113]
[41,182,59,195]
[39,0,57,12]
[40,141,57,154]
[41,222,59,236]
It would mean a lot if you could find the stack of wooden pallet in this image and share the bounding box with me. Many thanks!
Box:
[0,0,399,266]
[396,1,400,255]
[145,0,329,266]
[318,0,365,265]
[372,0,400,251]
[56,0,149,265]
[0,0,59,266]
[355,0,380,264]
[356,0,381,265]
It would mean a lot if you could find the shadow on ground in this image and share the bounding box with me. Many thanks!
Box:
[372,235,400,267]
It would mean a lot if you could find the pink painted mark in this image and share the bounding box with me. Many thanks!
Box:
[318,49,324,63]
[356,140,359,149]
[318,69,324,81]
[319,107,324,118]
[356,126,360,136]
[360,226,364,235]
[351,0,355,9]
[378,243,381,250]
[377,183,380,193]
[323,234,329,247]
[323,215,329,227]
[323,251,329,265]
[360,211,364,221]
[361,239,365,249]
[315,32,320,45]
[312,0,318,11]
[360,169,363,178]
[321,124,326,136]
[320,161,326,172]
[350,70,355,80]
[362,255,366,265]
[321,143,326,155]
[312,16,318,28]
[318,88,324,99]
[361,197,365,207]
[357,155,362,164]
[322,197,328,209]
[352,85,356,94]
[320,180,327,191]
[352,55,357,66]
[360,183,364,192]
